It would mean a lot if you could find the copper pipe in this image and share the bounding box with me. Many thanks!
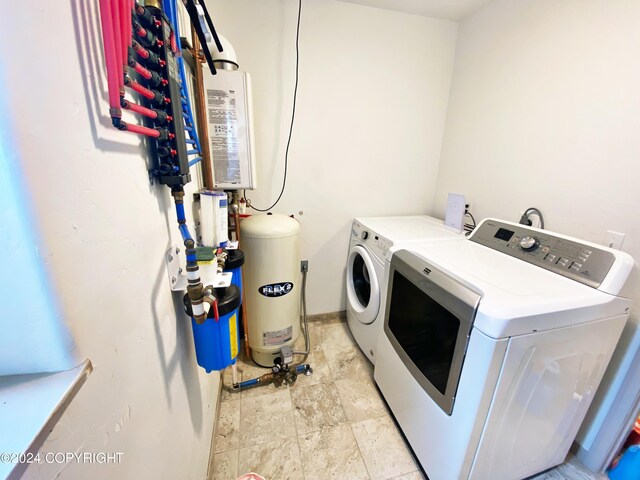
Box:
[190,25,214,190]
[235,209,251,358]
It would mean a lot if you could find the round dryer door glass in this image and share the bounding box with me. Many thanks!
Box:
[346,245,380,325]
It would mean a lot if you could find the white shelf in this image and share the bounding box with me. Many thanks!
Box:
[0,359,92,480]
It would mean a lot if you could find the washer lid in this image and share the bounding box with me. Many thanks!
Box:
[355,215,463,242]
[393,240,631,339]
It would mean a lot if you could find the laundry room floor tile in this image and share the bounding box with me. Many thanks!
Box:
[212,449,238,480]
[289,348,332,388]
[298,424,370,480]
[291,382,348,434]
[238,389,296,448]
[213,314,605,480]
[334,377,388,422]
[214,399,240,453]
[238,436,304,480]
[313,321,356,350]
[324,344,373,380]
[351,416,418,480]
[388,471,426,480]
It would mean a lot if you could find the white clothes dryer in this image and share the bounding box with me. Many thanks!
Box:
[374,218,634,480]
[346,216,463,363]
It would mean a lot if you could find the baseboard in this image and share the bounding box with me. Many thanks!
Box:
[206,372,224,480]
[306,310,346,323]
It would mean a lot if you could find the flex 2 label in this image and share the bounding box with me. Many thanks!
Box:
[259,282,294,297]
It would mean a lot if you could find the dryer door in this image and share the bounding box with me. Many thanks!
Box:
[346,245,380,325]
[383,249,481,415]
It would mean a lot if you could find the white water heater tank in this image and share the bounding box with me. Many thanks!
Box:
[240,214,300,366]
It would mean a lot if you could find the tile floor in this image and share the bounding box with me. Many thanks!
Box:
[212,314,607,480]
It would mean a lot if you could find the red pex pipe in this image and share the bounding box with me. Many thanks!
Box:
[110,0,124,91]
[170,31,177,54]
[122,100,158,119]
[122,122,161,138]
[121,0,131,70]
[98,0,121,114]
[127,80,155,100]
[132,61,152,80]
[132,40,149,59]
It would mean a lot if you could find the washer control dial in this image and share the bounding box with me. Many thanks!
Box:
[520,236,539,252]
[361,231,369,240]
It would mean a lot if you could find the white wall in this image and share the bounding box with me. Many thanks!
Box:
[0,1,218,478]
[208,0,458,314]
[432,0,640,457]
[0,124,78,376]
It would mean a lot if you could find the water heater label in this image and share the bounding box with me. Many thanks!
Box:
[258,282,293,297]
[263,326,293,347]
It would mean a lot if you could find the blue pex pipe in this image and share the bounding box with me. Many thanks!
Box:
[237,364,311,390]
[163,0,203,160]
[178,223,192,243]
[175,202,186,222]
[237,378,259,389]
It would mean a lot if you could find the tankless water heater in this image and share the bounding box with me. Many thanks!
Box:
[203,69,257,190]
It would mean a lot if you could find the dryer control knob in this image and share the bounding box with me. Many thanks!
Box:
[520,236,539,252]
[361,231,369,240]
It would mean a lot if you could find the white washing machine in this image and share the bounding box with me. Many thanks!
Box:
[374,218,634,480]
[346,216,463,363]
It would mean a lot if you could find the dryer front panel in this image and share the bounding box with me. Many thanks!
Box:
[469,314,628,480]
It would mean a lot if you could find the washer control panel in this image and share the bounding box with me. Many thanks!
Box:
[470,219,615,288]
[371,234,392,258]
[351,220,392,259]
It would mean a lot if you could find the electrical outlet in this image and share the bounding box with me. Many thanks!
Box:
[606,231,626,250]
[301,260,309,272]
[445,193,466,233]
[465,203,472,214]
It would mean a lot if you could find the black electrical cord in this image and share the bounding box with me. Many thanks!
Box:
[248,0,301,212]
[184,0,219,75]
[465,212,476,228]
[519,207,545,229]
[463,212,477,236]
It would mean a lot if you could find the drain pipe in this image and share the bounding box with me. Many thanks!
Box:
[231,363,239,386]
